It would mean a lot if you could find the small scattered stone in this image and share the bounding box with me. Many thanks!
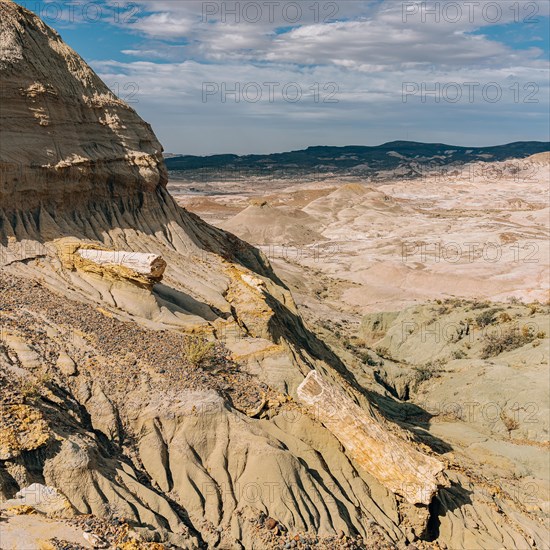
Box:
[265,517,278,530]
[82,532,108,548]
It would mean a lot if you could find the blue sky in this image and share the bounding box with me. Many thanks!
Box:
[16,0,550,154]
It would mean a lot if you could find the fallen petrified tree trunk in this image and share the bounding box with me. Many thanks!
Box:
[77,249,166,279]
[297,370,445,505]
[55,240,167,287]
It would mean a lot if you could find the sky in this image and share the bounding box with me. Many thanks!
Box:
[15,0,550,155]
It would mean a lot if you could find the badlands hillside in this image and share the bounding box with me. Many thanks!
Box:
[0,1,548,549]
[176,155,550,550]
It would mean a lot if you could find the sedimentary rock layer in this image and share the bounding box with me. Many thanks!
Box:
[0,0,167,211]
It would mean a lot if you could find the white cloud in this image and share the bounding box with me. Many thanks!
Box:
[129,12,193,37]
[85,0,550,153]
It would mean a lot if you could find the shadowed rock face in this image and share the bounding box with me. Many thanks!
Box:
[0,0,167,211]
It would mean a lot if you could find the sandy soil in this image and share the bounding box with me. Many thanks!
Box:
[173,156,550,314]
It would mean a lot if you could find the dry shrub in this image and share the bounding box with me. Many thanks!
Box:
[500,411,519,437]
[498,312,512,323]
[481,325,538,358]
[375,346,392,360]
[182,336,216,367]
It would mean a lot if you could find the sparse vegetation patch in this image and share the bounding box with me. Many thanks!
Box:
[481,325,544,358]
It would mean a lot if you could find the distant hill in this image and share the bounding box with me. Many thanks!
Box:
[165,141,550,181]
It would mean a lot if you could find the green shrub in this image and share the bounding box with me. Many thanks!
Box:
[413,366,433,384]
[412,363,440,390]
[358,350,382,367]
[411,359,446,390]
[475,308,502,327]
[451,349,467,359]
[470,301,491,310]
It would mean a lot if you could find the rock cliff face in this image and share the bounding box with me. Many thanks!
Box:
[0,0,166,211]
[0,2,547,549]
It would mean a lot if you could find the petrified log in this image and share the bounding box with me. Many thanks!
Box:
[77,249,166,279]
[297,370,445,505]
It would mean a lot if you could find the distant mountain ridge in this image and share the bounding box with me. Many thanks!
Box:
[166,140,550,180]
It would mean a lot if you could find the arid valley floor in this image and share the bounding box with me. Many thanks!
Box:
[173,155,550,547]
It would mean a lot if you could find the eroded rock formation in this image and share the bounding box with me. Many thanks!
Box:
[0,1,547,548]
[0,0,166,212]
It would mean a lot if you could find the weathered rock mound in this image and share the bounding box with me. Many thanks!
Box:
[0,0,166,211]
[0,2,433,547]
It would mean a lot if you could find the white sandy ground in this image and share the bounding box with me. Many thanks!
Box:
[174,155,550,313]
[0,514,93,549]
